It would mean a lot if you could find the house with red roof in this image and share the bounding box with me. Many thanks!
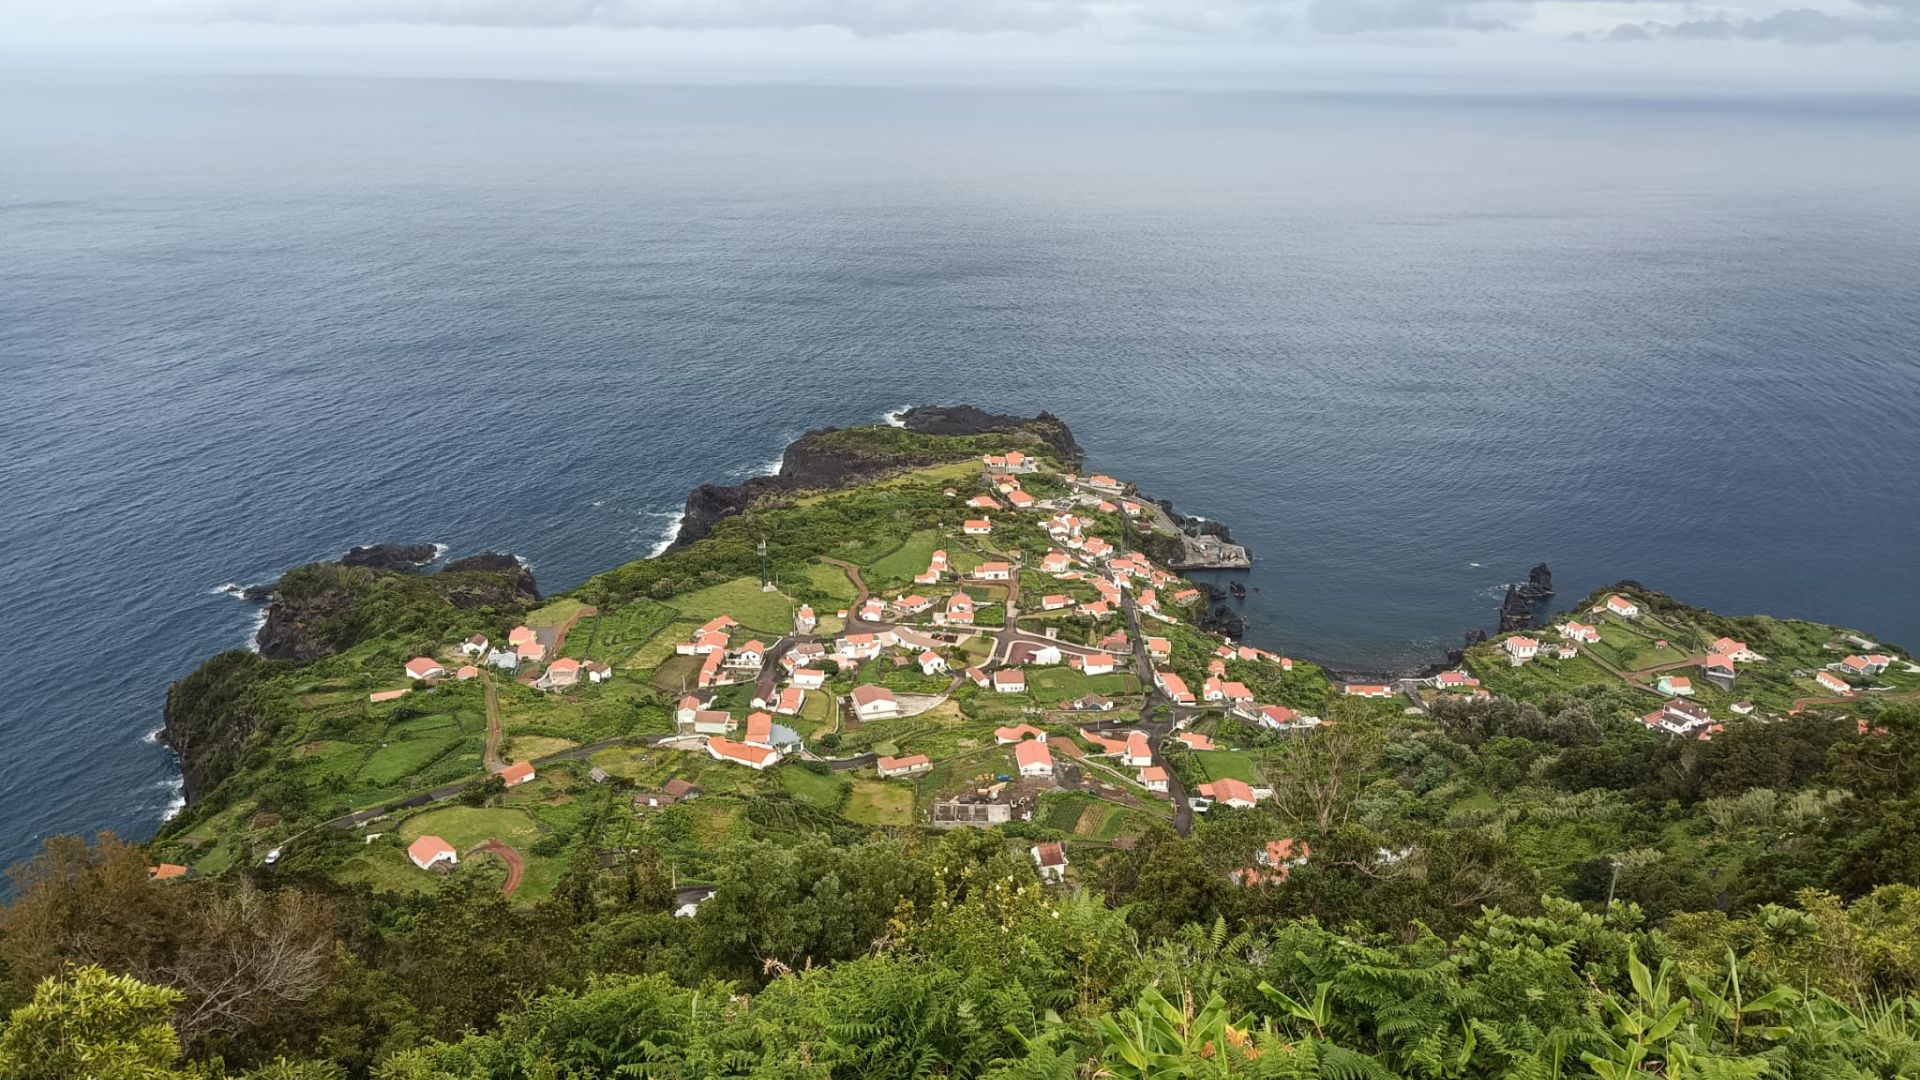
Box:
[1504,636,1539,664]
[1203,677,1255,705]
[507,626,538,648]
[1657,674,1695,697]
[1078,600,1113,620]
[1559,621,1601,644]
[148,863,192,881]
[1031,841,1069,881]
[974,561,1012,582]
[1344,684,1394,698]
[963,519,993,535]
[1121,731,1154,768]
[1708,637,1756,661]
[1195,778,1257,809]
[1014,739,1054,777]
[968,495,1002,510]
[940,593,976,626]
[520,641,547,663]
[1086,475,1123,492]
[1007,490,1037,509]
[995,723,1047,744]
[1433,670,1479,690]
[707,736,781,770]
[919,650,949,676]
[404,657,444,681]
[791,668,827,690]
[1146,637,1171,661]
[744,710,774,748]
[850,684,900,720]
[1815,670,1852,695]
[877,754,932,778]
[1139,765,1169,793]
[1155,671,1195,705]
[795,605,817,634]
[691,709,735,735]
[992,668,1028,694]
[1080,728,1128,754]
[408,835,458,871]
[369,688,411,704]
[1176,731,1215,750]
[542,657,581,688]
[1040,550,1073,574]
[454,665,480,681]
[858,598,888,622]
[774,686,805,715]
[1699,654,1737,689]
[837,633,883,661]
[499,761,536,787]
[1073,652,1117,676]
[1602,594,1640,619]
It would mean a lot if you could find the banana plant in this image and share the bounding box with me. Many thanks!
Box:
[1255,980,1332,1039]
[1580,948,1691,1080]
[1682,948,1796,1053]
[1093,986,1259,1079]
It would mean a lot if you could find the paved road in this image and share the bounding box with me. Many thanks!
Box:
[1118,581,1193,836]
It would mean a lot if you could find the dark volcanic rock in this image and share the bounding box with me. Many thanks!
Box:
[1498,585,1537,633]
[239,583,276,603]
[340,542,439,570]
[897,405,1084,464]
[1525,562,1554,597]
[444,551,521,574]
[1464,628,1488,647]
[1197,604,1247,640]
[665,407,1081,553]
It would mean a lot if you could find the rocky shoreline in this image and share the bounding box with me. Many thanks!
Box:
[663,405,1083,553]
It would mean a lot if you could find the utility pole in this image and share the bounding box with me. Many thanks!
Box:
[758,536,774,592]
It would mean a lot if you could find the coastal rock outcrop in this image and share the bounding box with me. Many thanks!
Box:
[1496,563,1555,632]
[896,405,1084,464]
[340,543,439,571]
[665,407,1081,553]
[254,551,539,661]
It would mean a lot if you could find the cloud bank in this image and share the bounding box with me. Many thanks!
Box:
[17,0,1912,43]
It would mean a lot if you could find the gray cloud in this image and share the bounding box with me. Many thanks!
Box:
[1606,3,1920,43]
[50,0,1546,37]
[1307,0,1513,34]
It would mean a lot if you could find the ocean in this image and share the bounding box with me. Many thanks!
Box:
[3,72,1917,872]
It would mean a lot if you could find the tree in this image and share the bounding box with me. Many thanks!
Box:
[1269,703,1387,832]
[0,966,187,1080]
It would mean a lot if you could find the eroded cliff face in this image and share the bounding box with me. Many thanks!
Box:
[665,407,1082,553]
[250,550,540,662]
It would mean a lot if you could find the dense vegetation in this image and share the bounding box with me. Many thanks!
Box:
[11,421,1919,1078]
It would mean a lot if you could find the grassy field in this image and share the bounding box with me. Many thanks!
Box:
[778,766,850,811]
[866,529,950,584]
[800,561,860,605]
[1190,750,1264,785]
[667,578,797,636]
[527,598,592,632]
[1024,667,1139,701]
[566,600,677,663]
[845,778,915,826]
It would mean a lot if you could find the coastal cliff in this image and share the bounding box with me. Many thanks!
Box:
[666,406,1082,552]
[252,550,539,662]
[164,549,539,804]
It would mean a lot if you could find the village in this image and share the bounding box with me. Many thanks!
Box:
[159,435,1918,904]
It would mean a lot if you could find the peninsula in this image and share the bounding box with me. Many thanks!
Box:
[11,408,1915,1079]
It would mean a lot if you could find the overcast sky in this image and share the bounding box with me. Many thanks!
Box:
[3,0,1917,94]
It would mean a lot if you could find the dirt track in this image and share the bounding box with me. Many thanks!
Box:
[469,838,525,896]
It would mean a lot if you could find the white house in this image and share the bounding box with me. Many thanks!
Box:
[1139,766,1170,793]
[974,561,1013,582]
[1031,842,1069,882]
[877,754,932,778]
[993,668,1028,693]
[919,650,949,676]
[408,835,458,871]
[461,635,489,656]
[404,657,445,681]
[1815,670,1852,694]
[1603,594,1640,619]
[791,668,828,690]
[1015,739,1054,777]
[1076,652,1117,676]
[1121,732,1154,768]
[1504,636,1539,664]
[795,605,817,634]
[1559,621,1601,644]
[1657,674,1696,697]
[850,684,900,720]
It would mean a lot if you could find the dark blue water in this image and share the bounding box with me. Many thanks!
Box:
[4,73,1918,871]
